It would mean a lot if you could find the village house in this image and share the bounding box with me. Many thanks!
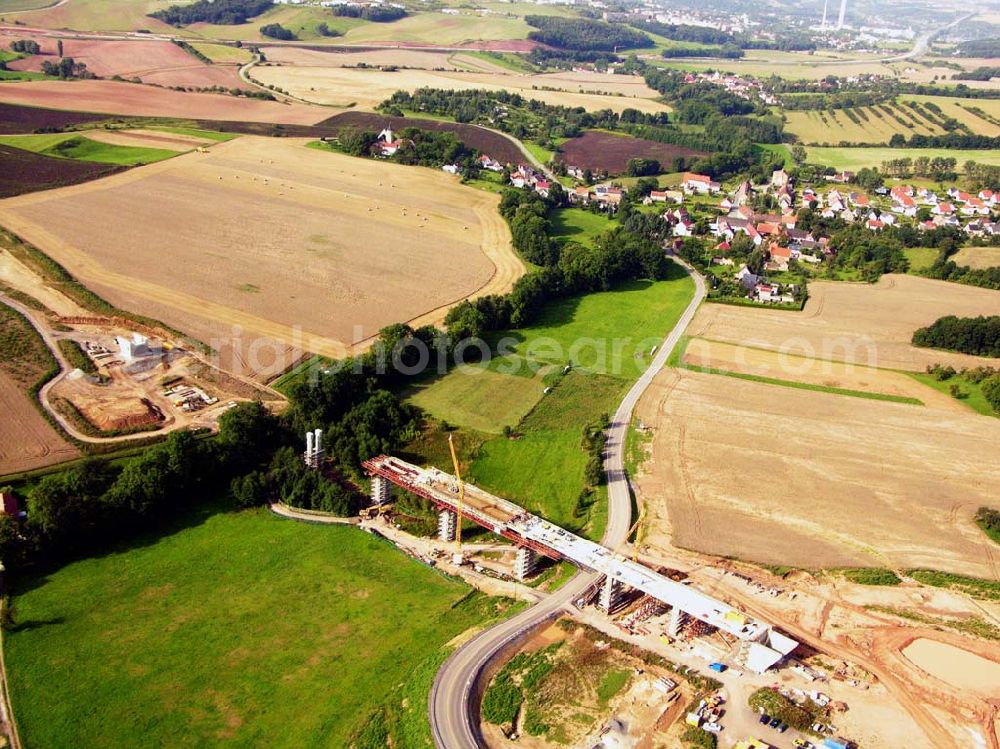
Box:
[479,154,504,172]
[682,172,721,195]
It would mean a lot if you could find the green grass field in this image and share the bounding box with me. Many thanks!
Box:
[188,42,254,64]
[0,0,57,11]
[801,145,1000,171]
[0,133,178,165]
[404,357,557,434]
[2,0,179,32]
[406,269,693,538]
[499,271,694,378]
[903,247,940,273]
[188,6,362,42]
[5,503,512,748]
[469,427,589,531]
[908,372,998,418]
[149,125,237,142]
[549,208,613,248]
[340,12,531,45]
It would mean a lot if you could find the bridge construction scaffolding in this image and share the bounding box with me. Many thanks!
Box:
[363,455,798,673]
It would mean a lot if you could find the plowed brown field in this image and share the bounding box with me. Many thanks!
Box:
[5,37,243,88]
[0,80,328,125]
[0,136,523,380]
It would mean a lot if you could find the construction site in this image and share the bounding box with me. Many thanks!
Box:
[364,453,799,676]
[43,320,262,438]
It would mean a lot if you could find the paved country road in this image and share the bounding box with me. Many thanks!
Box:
[429,258,707,748]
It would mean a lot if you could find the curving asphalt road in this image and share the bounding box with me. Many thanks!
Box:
[429,258,707,748]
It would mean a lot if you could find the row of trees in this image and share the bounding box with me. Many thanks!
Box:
[378,88,669,142]
[0,403,280,570]
[332,4,405,22]
[9,39,40,55]
[912,316,1000,358]
[855,159,1000,192]
[40,58,93,80]
[150,0,272,25]
[888,132,1000,150]
[445,187,673,340]
[332,126,478,171]
[524,15,653,52]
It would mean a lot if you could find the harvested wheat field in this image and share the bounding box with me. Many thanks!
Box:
[0,80,328,125]
[688,275,1000,372]
[5,37,244,88]
[0,372,78,476]
[251,65,669,114]
[633,368,1000,578]
[0,137,522,379]
[952,246,1000,270]
[681,337,967,411]
[82,128,213,151]
[260,46,466,70]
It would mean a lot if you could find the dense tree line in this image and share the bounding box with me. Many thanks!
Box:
[953,66,1000,81]
[524,15,652,52]
[150,0,272,26]
[912,316,1000,358]
[636,21,734,45]
[0,404,279,571]
[827,224,908,281]
[955,39,1000,57]
[922,248,1000,291]
[259,23,295,40]
[331,126,479,171]
[445,188,672,340]
[332,4,405,21]
[889,132,1000,150]
[526,47,617,69]
[378,88,669,143]
[661,45,744,59]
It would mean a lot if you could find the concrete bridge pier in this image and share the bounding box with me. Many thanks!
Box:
[667,605,687,638]
[598,576,622,613]
[513,547,536,581]
[438,510,457,542]
[370,475,391,506]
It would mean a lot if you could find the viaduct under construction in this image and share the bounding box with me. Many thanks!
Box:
[362,454,798,674]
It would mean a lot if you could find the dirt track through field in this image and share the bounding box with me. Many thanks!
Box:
[634,367,1000,578]
[0,371,77,475]
[0,137,523,378]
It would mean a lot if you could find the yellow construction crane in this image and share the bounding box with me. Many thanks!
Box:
[632,504,646,563]
[448,433,465,557]
[613,503,647,561]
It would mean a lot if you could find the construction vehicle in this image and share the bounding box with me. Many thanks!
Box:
[447,434,465,565]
